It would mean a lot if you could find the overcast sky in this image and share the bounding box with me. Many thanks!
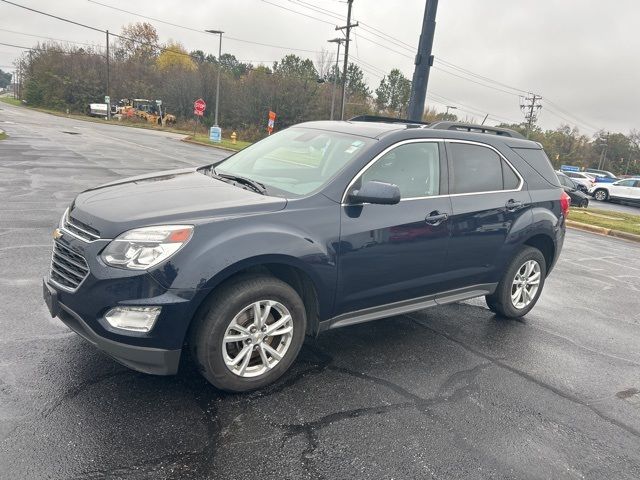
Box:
[1,0,638,135]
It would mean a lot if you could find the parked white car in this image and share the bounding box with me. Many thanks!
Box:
[589,178,640,204]
[562,171,595,192]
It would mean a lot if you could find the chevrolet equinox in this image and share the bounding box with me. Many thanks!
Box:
[43,118,568,392]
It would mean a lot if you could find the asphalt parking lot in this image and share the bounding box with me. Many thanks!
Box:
[1,103,640,480]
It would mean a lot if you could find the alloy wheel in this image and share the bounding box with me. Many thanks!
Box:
[511,260,541,309]
[594,190,607,201]
[222,300,294,378]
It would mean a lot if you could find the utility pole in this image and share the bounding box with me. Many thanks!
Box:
[327,38,344,121]
[336,0,358,120]
[407,0,439,122]
[206,29,224,126]
[519,93,542,138]
[106,30,110,120]
[445,105,456,116]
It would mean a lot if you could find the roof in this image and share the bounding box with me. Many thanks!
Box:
[294,120,407,138]
[295,118,539,149]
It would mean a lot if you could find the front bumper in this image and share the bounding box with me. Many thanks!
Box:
[44,279,182,375]
[43,230,211,375]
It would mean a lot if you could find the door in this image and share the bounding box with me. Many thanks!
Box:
[336,140,452,315]
[445,140,532,290]
[608,179,636,200]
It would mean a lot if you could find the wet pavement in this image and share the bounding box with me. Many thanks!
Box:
[1,103,639,479]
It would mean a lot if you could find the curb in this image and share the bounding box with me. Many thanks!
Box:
[181,136,239,152]
[566,219,640,243]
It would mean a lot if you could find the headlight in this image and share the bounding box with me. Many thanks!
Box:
[101,225,193,270]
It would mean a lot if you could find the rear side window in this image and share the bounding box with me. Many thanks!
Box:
[448,143,520,194]
[512,147,560,187]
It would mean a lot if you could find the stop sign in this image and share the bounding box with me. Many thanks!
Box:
[194,98,206,115]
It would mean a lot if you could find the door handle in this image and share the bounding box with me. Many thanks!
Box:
[425,211,448,225]
[505,199,524,211]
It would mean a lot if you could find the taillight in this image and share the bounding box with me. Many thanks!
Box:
[560,191,571,217]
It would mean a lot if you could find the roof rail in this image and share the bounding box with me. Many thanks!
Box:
[349,115,430,127]
[428,121,525,139]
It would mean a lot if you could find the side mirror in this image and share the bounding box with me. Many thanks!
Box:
[348,180,401,205]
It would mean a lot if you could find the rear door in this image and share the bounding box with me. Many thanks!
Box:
[444,140,531,290]
[608,179,636,200]
[336,140,452,315]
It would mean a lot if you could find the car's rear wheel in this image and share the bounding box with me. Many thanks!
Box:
[190,275,307,392]
[594,189,608,201]
[486,246,546,318]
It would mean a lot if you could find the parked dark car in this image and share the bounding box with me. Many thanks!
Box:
[43,119,567,392]
[556,171,589,207]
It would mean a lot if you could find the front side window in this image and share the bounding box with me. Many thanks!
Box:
[449,143,520,194]
[215,128,374,196]
[360,142,440,198]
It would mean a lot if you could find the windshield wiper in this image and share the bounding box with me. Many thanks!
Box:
[210,168,267,195]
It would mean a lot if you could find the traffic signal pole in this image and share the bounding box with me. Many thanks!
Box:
[407,0,438,122]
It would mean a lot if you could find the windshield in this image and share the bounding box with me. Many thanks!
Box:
[214,128,374,196]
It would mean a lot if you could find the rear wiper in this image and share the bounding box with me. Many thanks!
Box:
[210,168,267,195]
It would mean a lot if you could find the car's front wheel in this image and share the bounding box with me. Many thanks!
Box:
[486,246,547,318]
[593,189,608,201]
[190,275,307,392]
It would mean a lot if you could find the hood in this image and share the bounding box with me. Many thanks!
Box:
[70,168,287,238]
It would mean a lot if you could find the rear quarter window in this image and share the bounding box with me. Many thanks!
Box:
[512,148,560,187]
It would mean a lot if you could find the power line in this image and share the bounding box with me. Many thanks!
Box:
[87,0,322,53]
[0,41,103,56]
[0,28,101,47]
[1,0,104,32]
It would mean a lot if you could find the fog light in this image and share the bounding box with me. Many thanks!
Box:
[104,306,161,333]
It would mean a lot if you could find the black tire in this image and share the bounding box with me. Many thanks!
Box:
[581,198,589,208]
[189,274,307,392]
[593,189,608,201]
[485,246,547,319]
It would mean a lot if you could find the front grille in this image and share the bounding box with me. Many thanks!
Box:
[50,241,90,290]
[63,214,100,242]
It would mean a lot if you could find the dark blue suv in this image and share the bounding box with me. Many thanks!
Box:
[43,118,568,392]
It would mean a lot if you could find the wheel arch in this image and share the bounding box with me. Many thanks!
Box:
[523,233,555,275]
[191,254,326,337]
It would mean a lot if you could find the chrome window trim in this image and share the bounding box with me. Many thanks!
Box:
[341,138,441,205]
[341,138,524,205]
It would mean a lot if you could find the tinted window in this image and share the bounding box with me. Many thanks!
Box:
[361,142,440,198]
[557,174,574,188]
[449,143,519,194]
[616,179,635,187]
[512,147,560,187]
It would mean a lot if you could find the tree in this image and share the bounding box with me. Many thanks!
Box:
[375,69,411,116]
[156,41,196,71]
[346,63,370,99]
[273,54,318,79]
[0,69,11,89]
[218,54,251,78]
[116,22,159,62]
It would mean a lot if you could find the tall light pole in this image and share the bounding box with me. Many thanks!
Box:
[205,29,224,126]
[328,38,344,121]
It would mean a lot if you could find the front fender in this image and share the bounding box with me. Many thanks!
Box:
[149,207,340,319]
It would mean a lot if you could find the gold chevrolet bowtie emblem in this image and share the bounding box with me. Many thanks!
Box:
[53,228,63,240]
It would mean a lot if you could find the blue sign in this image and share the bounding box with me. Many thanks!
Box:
[209,126,222,143]
[560,164,580,172]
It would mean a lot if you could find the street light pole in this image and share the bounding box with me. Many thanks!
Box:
[205,29,224,126]
[328,38,344,121]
